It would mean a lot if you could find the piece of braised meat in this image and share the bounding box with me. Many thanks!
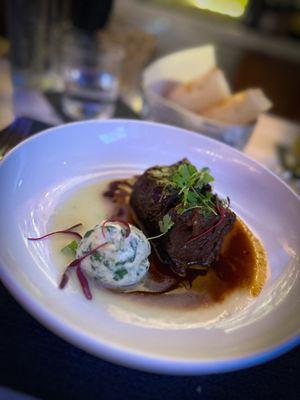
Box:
[130,159,236,276]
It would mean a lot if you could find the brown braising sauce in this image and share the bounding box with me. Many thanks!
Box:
[103,179,268,309]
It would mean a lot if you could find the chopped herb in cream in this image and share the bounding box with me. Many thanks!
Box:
[76,221,151,288]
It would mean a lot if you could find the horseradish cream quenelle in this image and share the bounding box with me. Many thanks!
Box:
[77,220,151,289]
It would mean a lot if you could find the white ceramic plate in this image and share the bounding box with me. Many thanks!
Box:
[0,119,299,375]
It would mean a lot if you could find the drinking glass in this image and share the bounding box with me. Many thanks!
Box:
[61,34,124,120]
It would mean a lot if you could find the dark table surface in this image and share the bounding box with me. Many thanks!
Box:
[1,281,300,400]
[1,99,300,400]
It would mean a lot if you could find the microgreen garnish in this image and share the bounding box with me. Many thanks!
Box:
[102,218,131,238]
[150,162,230,242]
[27,223,83,241]
[147,214,174,240]
[186,200,227,245]
[61,240,78,257]
[159,214,174,234]
[59,241,109,300]
[170,163,216,216]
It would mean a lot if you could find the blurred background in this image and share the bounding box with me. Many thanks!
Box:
[0,0,299,187]
[1,0,300,121]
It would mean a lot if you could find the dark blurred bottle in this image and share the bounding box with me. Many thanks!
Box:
[5,0,114,89]
[5,0,67,87]
[244,0,300,39]
[71,0,114,33]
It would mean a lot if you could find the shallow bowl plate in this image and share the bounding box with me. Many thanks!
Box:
[0,119,299,374]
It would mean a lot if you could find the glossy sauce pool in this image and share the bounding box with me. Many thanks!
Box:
[50,179,268,315]
[122,218,267,309]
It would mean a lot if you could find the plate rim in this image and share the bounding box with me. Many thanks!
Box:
[1,118,299,202]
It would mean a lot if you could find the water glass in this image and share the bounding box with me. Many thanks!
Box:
[61,35,123,120]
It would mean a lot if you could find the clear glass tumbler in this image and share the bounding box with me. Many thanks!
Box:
[61,34,123,120]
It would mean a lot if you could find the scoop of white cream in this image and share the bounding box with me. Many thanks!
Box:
[77,221,151,289]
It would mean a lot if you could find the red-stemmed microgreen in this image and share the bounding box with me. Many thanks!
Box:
[101,218,131,238]
[185,201,227,245]
[27,223,83,241]
[59,242,108,300]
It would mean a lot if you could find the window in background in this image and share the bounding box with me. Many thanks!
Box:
[189,0,248,18]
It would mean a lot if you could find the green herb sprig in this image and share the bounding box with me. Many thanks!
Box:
[170,163,216,216]
[61,240,79,257]
[148,163,222,241]
[147,214,174,240]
